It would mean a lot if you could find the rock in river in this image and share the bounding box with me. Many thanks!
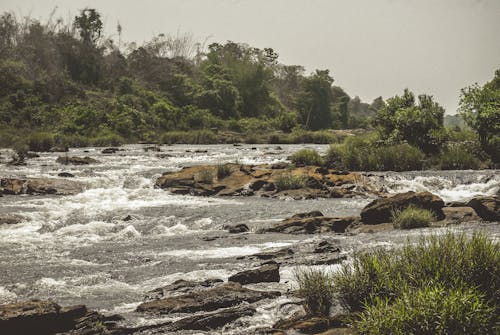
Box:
[360,191,445,224]
[56,156,99,165]
[261,211,358,234]
[136,281,280,314]
[467,196,499,221]
[0,177,84,195]
[228,261,280,284]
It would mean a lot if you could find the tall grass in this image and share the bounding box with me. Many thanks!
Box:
[325,136,425,171]
[391,205,435,229]
[332,233,499,313]
[274,173,307,191]
[439,145,480,170]
[216,164,233,180]
[294,268,335,316]
[289,149,324,166]
[161,130,218,144]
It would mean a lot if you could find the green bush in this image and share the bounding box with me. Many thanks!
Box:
[26,132,54,151]
[290,129,340,144]
[391,205,435,229]
[326,135,425,171]
[439,145,480,170]
[216,164,233,179]
[289,149,324,166]
[357,285,497,335]
[90,133,125,147]
[294,268,335,316]
[333,233,499,313]
[274,173,307,191]
[161,130,217,144]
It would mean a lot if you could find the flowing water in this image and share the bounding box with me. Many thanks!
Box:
[0,144,498,333]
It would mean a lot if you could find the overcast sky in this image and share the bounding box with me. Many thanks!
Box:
[1,0,499,113]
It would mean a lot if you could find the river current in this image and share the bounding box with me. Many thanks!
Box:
[0,144,498,333]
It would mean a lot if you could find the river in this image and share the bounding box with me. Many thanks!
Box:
[0,144,498,333]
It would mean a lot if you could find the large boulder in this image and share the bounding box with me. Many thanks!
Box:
[467,196,499,221]
[361,191,445,224]
[0,178,84,196]
[136,282,280,314]
[228,261,280,285]
[0,300,87,335]
[262,212,358,234]
[442,206,481,223]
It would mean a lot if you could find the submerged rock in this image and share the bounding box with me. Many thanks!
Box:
[136,282,280,314]
[0,214,23,225]
[101,147,120,154]
[467,196,499,221]
[56,156,99,165]
[224,223,250,233]
[58,172,75,178]
[228,261,280,284]
[360,191,445,224]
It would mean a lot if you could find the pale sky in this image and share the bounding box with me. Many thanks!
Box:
[1,0,499,113]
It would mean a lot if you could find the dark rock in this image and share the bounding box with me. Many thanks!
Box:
[228,262,280,285]
[194,149,208,153]
[168,305,255,331]
[313,241,340,254]
[361,191,445,224]
[249,179,267,191]
[56,156,99,165]
[315,167,330,175]
[0,214,23,225]
[0,300,87,335]
[224,223,250,233]
[101,147,120,154]
[26,152,40,158]
[58,172,75,178]
[136,282,280,314]
[49,146,68,152]
[467,196,499,221]
[144,146,161,152]
[262,212,357,234]
[442,206,481,223]
[123,215,133,221]
[242,248,294,261]
[144,279,224,301]
[272,315,352,335]
[271,162,289,169]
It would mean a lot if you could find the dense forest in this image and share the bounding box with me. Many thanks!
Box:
[0,8,498,166]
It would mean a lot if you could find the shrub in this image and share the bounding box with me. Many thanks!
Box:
[90,133,125,147]
[391,205,435,229]
[439,145,480,170]
[289,149,324,166]
[197,168,214,184]
[326,135,425,171]
[290,129,340,144]
[275,173,306,190]
[26,132,54,151]
[294,268,335,316]
[357,285,497,335]
[216,164,233,180]
[333,233,499,313]
[161,130,217,144]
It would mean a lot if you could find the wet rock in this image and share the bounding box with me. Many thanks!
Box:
[242,248,294,261]
[26,152,40,158]
[136,282,280,314]
[314,241,340,254]
[58,172,75,178]
[0,214,23,225]
[0,178,84,195]
[0,300,87,335]
[224,223,250,233]
[442,206,481,223]
[144,279,224,301]
[49,146,68,152]
[228,261,280,285]
[123,215,133,221]
[168,305,255,331]
[101,147,120,154]
[360,191,445,224]
[272,315,352,335]
[467,196,499,221]
[262,212,358,234]
[144,146,161,152]
[56,156,99,165]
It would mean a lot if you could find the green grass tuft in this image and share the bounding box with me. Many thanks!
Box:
[274,173,307,191]
[391,205,435,229]
[289,149,324,166]
[294,268,335,316]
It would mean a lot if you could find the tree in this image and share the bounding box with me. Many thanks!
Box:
[375,89,445,153]
[73,8,102,46]
[459,69,500,158]
[296,70,334,130]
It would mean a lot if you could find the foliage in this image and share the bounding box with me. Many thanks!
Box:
[459,69,500,161]
[332,233,499,313]
[438,144,481,170]
[296,70,334,130]
[391,205,435,229]
[216,164,233,179]
[289,149,324,166]
[294,268,335,316]
[325,134,425,171]
[161,130,217,144]
[26,132,55,151]
[356,285,497,335]
[274,173,307,190]
[374,89,445,153]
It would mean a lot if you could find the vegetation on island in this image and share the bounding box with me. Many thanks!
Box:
[295,233,499,334]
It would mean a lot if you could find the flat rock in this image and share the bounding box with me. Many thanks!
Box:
[261,213,358,234]
[168,305,256,331]
[467,196,499,221]
[136,282,280,314]
[144,279,223,301]
[360,191,445,224]
[56,156,99,165]
[228,261,280,285]
[1,178,84,195]
[442,206,481,223]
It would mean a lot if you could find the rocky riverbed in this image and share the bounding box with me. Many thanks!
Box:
[0,144,499,334]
